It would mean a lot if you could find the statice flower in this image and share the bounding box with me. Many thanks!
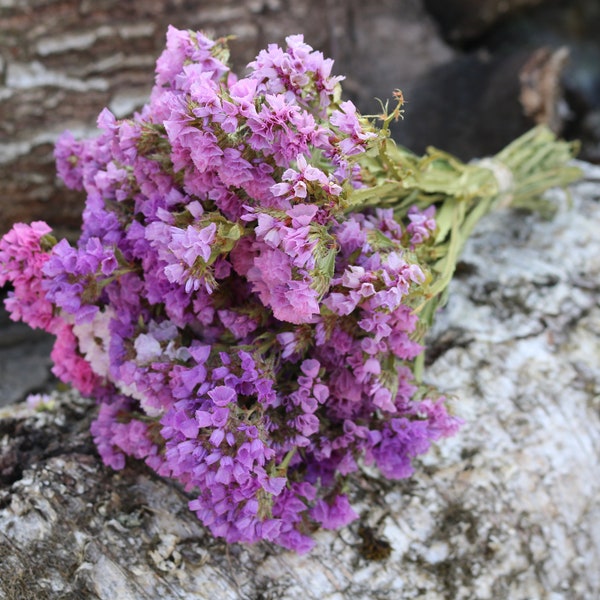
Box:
[0,222,58,332]
[0,28,466,553]
[164,223,217,292]
[406,205,437,246]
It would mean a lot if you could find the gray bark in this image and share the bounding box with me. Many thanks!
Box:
[0,162,599,599]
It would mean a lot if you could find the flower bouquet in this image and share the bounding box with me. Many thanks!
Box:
[0,27,580,552]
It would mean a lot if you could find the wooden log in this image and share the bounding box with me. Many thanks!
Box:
[1,162,598,599]
[0,0,452,237]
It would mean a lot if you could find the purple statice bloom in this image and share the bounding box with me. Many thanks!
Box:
[249,40,302,96]
[91,395,136,471]
[407,397,463,439]
[162,404,290,545]
[330,100,377,156]
[371,386,396,413]
[169,224,215,266]
[367,397,462,480]
[218,148,254,187]
[241,160,282,209]
[271,155,342,203]
[246,93,303,160]
[206,182,244,220]
[406,205,437,246]
[110,416,158,460]
[248,34,343,114]
[275,277,320,324]
[164,400,203,439]
[271,481,317,553]
[374,208,404,239]
[116,358,174,413]
[323,263,378,317]
[332,216,367,261]
[78,236,119,277]
[208,385,237,407]
[43,236,119,324]
[252,205,318,270]
[246,246,289,308]
[54,131,86,191]
[312,55,344,112]
[276,330,301,360]
[169,362,210,402]
[164,111,224,175]
[42,240,92,322]
[190,71,240,134]
[187,68,222,111]
[309,494,358,530]
[78,187,124,247]
[163,223,217,293]
[55,111,119,201]
[217,309,259,340]
[228,77,259,118]
[153,26,229,95]
[93,160,132,203]
[370,417,432,479]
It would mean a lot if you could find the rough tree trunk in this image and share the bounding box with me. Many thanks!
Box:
[0,0,453,237]
[6,0,594,237]
[0,163,598,599]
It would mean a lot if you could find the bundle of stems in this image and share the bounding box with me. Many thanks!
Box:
[352,110,581,380]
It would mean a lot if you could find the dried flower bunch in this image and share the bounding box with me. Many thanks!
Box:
[0,27,579,552]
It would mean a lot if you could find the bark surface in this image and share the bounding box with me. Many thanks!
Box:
[0,162,599,599]
[0,0,452,236]
[3,0,599,237]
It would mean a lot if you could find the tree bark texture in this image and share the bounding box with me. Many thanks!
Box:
[4,0,598,238]
[0,162,598,599]
[0,0,453,237]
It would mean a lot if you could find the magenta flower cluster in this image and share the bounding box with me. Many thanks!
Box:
[0,28,459,552]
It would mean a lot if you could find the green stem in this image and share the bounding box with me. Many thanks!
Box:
[352,125,581,384]
[270,447,298,479]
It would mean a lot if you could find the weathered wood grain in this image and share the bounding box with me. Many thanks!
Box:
[1,163,598,599]
[0,0,452,236]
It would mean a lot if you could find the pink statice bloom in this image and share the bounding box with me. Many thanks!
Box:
[0,222,60,332]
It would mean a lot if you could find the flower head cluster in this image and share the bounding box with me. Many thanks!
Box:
[0,28,460,552]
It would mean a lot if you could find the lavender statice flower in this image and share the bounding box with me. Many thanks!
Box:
[406,205,437,247]
[164,223,217,293]
[248,34,344,113]
[42,236,119,324]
